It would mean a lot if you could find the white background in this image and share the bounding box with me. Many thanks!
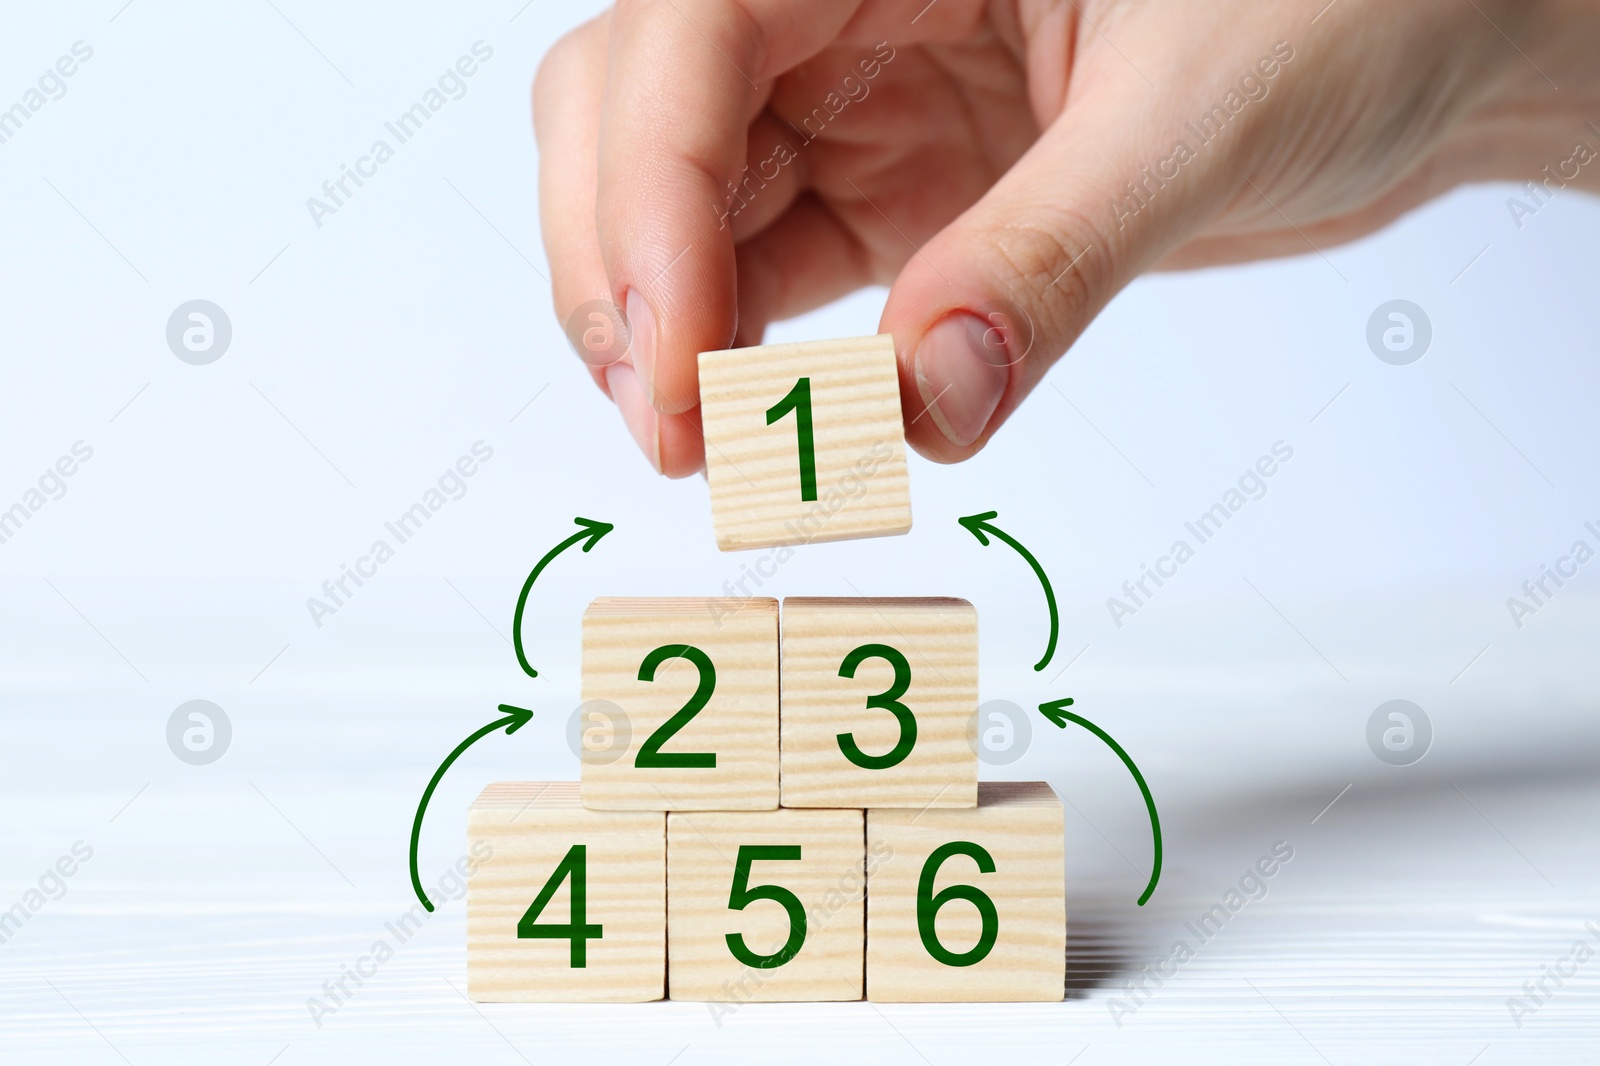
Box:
[2,1,1598,1063]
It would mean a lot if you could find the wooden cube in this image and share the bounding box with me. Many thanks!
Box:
[467,782,664,1002]
[698,334,912,552]
[667,809,864,1002]
[866,781,1065,1002]
[581,598,779,810]
[780,597,978,809]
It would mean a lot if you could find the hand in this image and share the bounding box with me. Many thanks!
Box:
[536,0,1600,477]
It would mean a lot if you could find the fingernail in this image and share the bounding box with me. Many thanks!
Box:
[624,288,659,408]
[913,312,1008,447]
[604,362,661,473]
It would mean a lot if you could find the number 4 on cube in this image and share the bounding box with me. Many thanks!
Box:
[467,783,665,1002]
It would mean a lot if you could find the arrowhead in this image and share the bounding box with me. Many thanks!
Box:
[573,517,614,551]
[496,704,535,734]
[1038,697,1075,728]
[958,510,1000,546]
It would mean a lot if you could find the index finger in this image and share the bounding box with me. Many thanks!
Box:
[595,0,863,415]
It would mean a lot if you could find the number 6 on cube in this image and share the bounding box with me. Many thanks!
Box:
[867,782,1065,1002]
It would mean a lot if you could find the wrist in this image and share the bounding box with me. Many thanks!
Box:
[1518,0,1600,98]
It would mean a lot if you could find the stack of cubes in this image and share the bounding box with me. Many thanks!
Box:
[466,596,1066,1003]
[465,336,1065,1003]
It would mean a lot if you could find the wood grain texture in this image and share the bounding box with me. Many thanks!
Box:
[581,598,779,811]
[867,781,1065,1002]
[698,334,912,552]
[667,809,865,1002]
[466,782,665,1002]
[781,597,978,809]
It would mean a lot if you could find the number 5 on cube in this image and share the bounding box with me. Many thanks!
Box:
[667,809,865,1002]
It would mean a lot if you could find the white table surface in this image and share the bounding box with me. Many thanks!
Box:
[5,593,1598,1065]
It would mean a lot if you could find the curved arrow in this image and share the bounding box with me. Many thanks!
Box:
[959,511,1059,671]
[513,517,613,679]
[1039,698,1162,906]
[410,704,534,912]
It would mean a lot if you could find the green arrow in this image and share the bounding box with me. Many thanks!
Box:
[1039,698,1162,906]
[959,511,1059,671]
[513,517,613,679]
[410,703,534,912]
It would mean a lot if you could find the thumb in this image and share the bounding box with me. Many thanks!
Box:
[882,94,1231,462]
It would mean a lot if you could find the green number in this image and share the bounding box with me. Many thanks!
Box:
[835,643,917,770]
[725,844,807,969]
[634,644,717,768]
[516,843,604,967]
[765,376,817,502]
[916,841,998,967]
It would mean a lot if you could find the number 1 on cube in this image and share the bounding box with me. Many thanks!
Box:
[765,376,817,502]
